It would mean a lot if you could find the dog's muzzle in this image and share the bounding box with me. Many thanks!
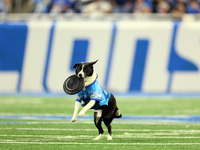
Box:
[77,73,84,78]
[78,74,82,78]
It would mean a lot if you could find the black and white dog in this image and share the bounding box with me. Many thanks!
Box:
[71,60,122,140]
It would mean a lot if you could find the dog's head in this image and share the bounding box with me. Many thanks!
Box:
[73,60,98,79]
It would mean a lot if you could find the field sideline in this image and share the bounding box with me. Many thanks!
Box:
[0,95,200,150]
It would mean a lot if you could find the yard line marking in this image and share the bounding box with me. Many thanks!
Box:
[0,142,200,145]
[0,128,200,133]
[0,134,200,139]
[0,128,96,131]
[0,135,93,140]
[0,121,94,124]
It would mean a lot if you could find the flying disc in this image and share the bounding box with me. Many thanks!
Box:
[63,74,84,95]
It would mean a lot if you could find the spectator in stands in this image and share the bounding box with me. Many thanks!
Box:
[153,0,170,13]
[186,0,200,14]
[82,0,112,15]
[175,2,186,13]
[175,0,188,5]
[132,0,152,13]
[111,0,133,13]
[0,0,6,12]
[50,0,75,13]
[34,0,52,13]
[171,2,186,19]
[170,0,187,8]
[0,0,11,13]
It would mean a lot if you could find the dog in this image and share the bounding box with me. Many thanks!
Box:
[71,60,122,140]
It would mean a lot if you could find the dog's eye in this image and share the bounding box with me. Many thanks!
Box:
[83,68,87,72]
[76,66,82,72]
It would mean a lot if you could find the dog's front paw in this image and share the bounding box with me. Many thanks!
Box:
[71,116,77,122]
[71,118,77,122]
[78,110,85,117]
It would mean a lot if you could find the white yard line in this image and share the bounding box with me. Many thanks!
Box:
[0,141,200,145]
[1,128,200,133]
[0,134,200,139]
[0,135,93,138]
[0,128,96,131]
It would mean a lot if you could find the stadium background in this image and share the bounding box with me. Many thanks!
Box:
[0,0,200,94]
[0,1,200,149]
[0,20,200,94]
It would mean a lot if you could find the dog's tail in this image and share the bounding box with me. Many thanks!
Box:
[114,110,122,118]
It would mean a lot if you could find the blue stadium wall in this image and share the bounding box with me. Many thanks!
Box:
[0,20,200,93]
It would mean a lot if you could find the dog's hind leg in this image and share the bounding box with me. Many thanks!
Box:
[109,94,122,119]
[93,110,103,140]
[103,118,113,140]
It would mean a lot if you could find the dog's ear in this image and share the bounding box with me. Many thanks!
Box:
[73,63,81,69]
[89,60,98,66]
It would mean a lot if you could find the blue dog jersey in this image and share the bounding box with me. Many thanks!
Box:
[76,80,111,109]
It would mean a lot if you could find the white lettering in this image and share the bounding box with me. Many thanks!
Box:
[46,21,112,91]
[108,21,173,92]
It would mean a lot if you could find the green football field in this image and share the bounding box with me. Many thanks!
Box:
[0,95,200,150]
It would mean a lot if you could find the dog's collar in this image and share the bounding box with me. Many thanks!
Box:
[85,80,97,89]
[84,71,98,87]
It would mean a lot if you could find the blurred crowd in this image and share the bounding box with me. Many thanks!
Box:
[1,0,200,18]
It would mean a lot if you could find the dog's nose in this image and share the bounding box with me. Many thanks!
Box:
[78,74,82,78]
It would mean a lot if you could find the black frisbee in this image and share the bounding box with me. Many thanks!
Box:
[63,74,84,95]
